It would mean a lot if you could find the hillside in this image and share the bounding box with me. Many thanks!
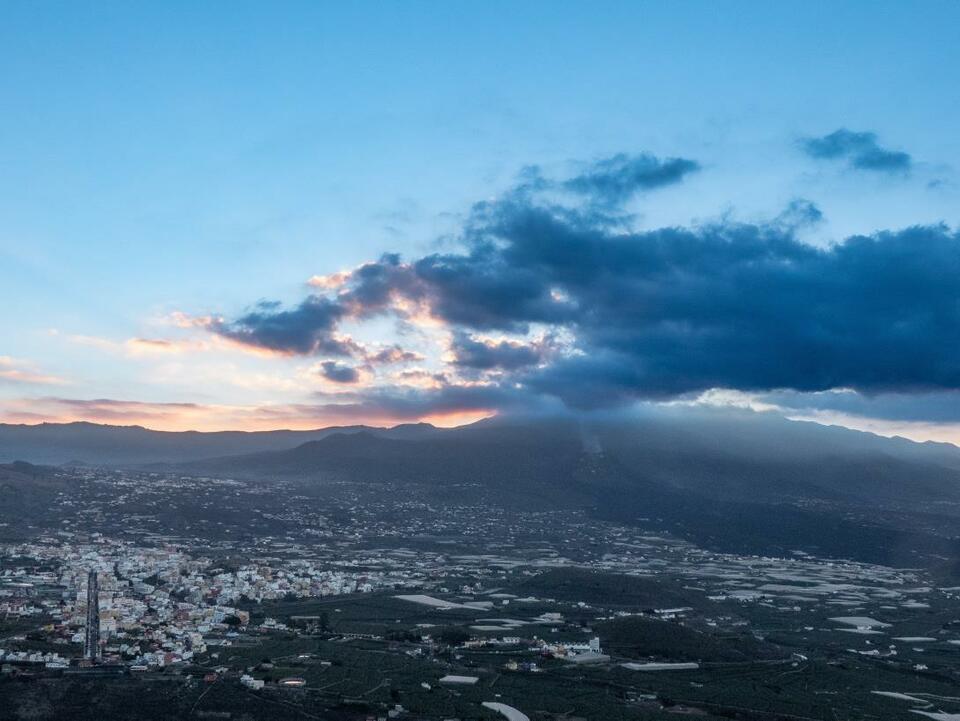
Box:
[185,411,960,508]
[176,412,960,567]
[0,461,69,535]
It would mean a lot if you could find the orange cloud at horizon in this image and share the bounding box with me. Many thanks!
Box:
[5,394,960,446]
[0,396,493,433]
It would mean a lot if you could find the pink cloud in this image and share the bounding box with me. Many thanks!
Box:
[0,357,67,386]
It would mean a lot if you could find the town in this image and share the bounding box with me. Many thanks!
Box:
[3,466,960,720]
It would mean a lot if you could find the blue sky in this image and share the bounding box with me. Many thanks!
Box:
[3,2,960,437]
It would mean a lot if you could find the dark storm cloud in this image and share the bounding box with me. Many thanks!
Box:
[404,199,960,406]
[410,245,575,331]
[206,152,960,418]
[210,296,353,356]
[318,361,361,384]
[342,254,418,313]
[801,128,912,174]
[563,153,700,204]
[490,211,960,406]
[330,205,960,409]
[450,332,545,371]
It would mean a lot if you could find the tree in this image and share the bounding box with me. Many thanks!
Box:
[439,627,470,646]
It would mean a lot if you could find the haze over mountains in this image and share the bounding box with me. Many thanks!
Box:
[5,411,960,570]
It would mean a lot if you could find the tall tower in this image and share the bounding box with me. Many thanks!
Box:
[83,570,101,662]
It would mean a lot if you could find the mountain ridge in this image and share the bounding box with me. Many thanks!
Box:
[0,420,443,465]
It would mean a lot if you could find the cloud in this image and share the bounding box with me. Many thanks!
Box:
[675,388,960,446]
[366,212,960,409]
[449,332,547,371]
[0,386,778,435]
[128,338,178,353]
[63,331,252,358]
[307,271,351,290]
[563,152,701,204]
[169,153,960,423]
[801,128,912,174]
[518,220,960,405]
[0,357,66,386]
[392,368,450,389]
[756,388,960,425]
[364,345,424,365]
[0,394,492,431]
[193,155,697,360]
[0,397,201,425]
[205,297,356,356]
[318,361,361,384]
[774,198,824,229]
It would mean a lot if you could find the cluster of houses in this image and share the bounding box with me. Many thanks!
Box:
[0,537,415,669]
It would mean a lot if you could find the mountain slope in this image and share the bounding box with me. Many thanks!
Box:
[0,462,69,536]
[179,412,960,567]
[187,411,960,508]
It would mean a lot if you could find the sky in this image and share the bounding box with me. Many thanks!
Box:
[3,1,960,441]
